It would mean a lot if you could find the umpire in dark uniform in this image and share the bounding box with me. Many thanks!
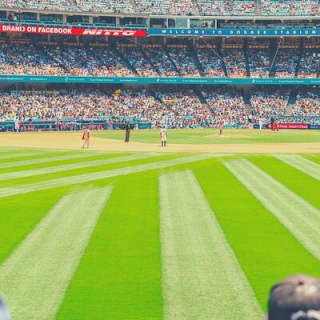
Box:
[124,121,131,143]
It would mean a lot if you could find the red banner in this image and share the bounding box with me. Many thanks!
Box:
[0,24,146,37]
[268,123,309,129]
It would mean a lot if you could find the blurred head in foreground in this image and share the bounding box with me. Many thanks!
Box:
[0,295,10,320]
[268,274,320,320]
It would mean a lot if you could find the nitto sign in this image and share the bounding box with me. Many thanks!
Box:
[0,24,147,37]
[81,29,143,36]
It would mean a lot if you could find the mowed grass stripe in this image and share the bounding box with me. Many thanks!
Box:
[0,151,105,169]
[0,152,129,174]
[275,155,320,181]
[0,151,51,161]
[225,159,320,261]
[0,187,112,320]
[253,156,320,210]
[0,153,160,182]
[0,151,63,164]
[0,154,182,188]
[306,154,320,164]
[0,153,217,198]
[56,172,163,320]
[160,170,262,320]
[193,158,320,311]
[0,189,68,265]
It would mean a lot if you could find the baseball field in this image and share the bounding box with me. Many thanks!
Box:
[0,128,319,320]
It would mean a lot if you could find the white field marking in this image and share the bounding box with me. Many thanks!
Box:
[159,170,262,320]
[0,187,112,320]
[0,151,105,169]
[0,152,162,182]
[225,159,320,260]
[275,155,320,181]
[0,153,224,199]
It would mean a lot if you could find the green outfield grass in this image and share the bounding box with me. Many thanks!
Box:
[0,146,320,320]
[93,128,320,144]
[192,158,320,311]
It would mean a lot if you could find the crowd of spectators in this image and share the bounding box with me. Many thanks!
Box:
[297,50,320,78]
[0,43,135,77]
[221,48,247,78]
[194,0,256,16]
[261,0,320,16]
[2,0,320,16]
[203,88,249,127]
[248,49,270,78]
[293,90,320,118]
[167,47,201,77]
[250,89,290,119]
[0,88,214,128]
[1,41,320,79]
[1,87,320,128]
[145,47,178,77]
[250,89,320,124]
[273,49,300,78]
[197,48,226,77]
[116,46,158,77]
[157,89,213,127]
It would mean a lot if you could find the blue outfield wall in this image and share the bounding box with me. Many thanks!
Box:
[1,75,320,85]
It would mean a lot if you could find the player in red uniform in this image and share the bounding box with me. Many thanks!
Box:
[82,127,90,149]
[219,118,224,136]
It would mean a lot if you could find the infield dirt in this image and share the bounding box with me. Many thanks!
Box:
[0,131,320,153]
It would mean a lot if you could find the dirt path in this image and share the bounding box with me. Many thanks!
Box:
[0,132,319,154]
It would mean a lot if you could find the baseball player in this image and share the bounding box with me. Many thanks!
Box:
[82,127,90,149]
[160,127,167,147]
[259,116,264,134]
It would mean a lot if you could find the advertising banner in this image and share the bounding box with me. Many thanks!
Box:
[267,123,309,129]
[149,27,320,37]
[309,124,320,129]
[0,24,146,37]
[1,75,320,86]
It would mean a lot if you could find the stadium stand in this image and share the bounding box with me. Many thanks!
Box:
[0,0,319,130]
[0,39,313,79]
[1,85,319,131]
[2,0,320,15]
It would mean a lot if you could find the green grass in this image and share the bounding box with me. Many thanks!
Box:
[250,155,320,209]
[0,151,75,164]
[0,188,68,265]
[192,158,320,311]
[306,154,320,165]
[56,171,163,320]
[0,153,184,187]
[93,128,320,144]
[1,146,320,319]
[0,152,130,174]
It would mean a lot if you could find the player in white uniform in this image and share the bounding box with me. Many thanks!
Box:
[259,117,264,133]
[160,127,167,147]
